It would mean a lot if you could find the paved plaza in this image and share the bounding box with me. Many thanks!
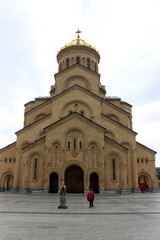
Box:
[0,192,160,240]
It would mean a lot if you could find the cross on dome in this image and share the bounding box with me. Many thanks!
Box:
[75,29,81,38]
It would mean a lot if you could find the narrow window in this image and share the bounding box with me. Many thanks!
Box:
[66,58,70,68]
[112,159,116,181]
[34,158,38,180]
[79,141,82,149]
[76,56,80,64]
[68,141,70,150]
[87,58,90,69]
[74,139,76,149]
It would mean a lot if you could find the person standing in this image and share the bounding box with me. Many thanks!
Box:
[87,188,94,208]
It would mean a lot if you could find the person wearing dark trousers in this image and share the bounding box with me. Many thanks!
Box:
[87,188,94,208]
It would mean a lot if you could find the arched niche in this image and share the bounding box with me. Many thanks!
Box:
[2,173,14,191]
[20,141,31,149]
[65,75,90,90]
[105,130,115,140]
[34,113,47,122]
[138,173,150,192]
[49,172,59,193]
[60,100,94,119]
[90,172,99,193]
[107,114,120,123]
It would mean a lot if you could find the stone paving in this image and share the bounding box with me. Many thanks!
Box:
[0,192,160,239]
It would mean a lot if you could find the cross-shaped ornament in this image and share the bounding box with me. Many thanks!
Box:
[75,29,81,38]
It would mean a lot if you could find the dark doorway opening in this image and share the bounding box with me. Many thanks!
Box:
[90,173,99,193]
[65,165,84,193]
[138,175,149,192]
[49,172,58,193]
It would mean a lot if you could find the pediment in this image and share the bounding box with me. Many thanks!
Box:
[55,63,100,79]
[51,84,101,102]
[44,112,106,134]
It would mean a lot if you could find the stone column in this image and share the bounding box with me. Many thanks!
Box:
[121,156,131,194]
[131,149,140,192]
[13,149,22,192]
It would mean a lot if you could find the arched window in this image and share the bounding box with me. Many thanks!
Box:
[79,141,82,149]
[68,141,71,150]
[66,58,70,68]
[87,58,90,69]
[112,159,116,181]
[34,158,38,180]
[76,56,80,64]
[91,145,95,150]
[74,139,77,149]
[67,131,83,151]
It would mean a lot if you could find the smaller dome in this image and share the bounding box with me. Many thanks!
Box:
[60,38,97,51]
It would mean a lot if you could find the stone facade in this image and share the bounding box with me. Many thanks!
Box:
[0,34,158,194]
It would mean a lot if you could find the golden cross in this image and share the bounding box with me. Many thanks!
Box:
[75,29,81,38]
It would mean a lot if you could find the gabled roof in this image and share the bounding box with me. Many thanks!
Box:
[54,63,100,78]
[44,111,106,133]
[21,136,46,150]
[15,113,51,135]
[23,83,130,119]
[0,142,16,152]
[136,141,157,154]
[102,113,137,135]
[104,136,129,152]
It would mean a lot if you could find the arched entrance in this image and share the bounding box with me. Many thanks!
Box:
[49,172,58,193]
[3,174,14,191]
[90,173,99,193]
[138,175,149,192]
[65,165,84,193]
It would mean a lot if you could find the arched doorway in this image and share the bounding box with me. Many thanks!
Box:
[3,174,14,191]
[90,173,99,193]
[138,175,149,192]
[49,172,58,193]
[65,165,84,193]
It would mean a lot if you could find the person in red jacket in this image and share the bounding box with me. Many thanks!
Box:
[87,188,94,208]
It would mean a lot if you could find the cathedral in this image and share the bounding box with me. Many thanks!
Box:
[0,31,158,194]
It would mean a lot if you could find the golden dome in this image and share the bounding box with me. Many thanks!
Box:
[60,38,97,51]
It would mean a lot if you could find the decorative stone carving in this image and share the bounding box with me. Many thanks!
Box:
[71,149,79,157]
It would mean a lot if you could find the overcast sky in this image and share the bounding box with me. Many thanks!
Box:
[0,0,160,166]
